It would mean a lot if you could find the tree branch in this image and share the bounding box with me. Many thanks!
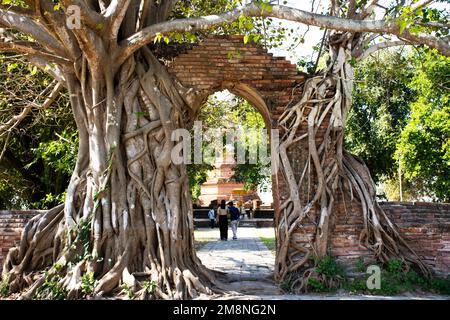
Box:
[116,3,450,64]
[357,0,379,20]
[0,81,62,136]
[0,8,67,57]
[356,40,406,60]
[414,21,450,29]
[61,0,105,30]
[0,30,71,65]
[410,0,434,13]
[104,0,133,40]
[347,0,357,18]
[28,56,67,84]
[0,4,34,17]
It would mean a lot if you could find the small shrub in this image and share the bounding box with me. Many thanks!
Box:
[342,259,450,296]
[378,276,401,295]
[81,272,96,296]
[428,277,450,295]
[35,275,67,300]
[386,259,404,282]
[301,256,346,293]
[308,278,327,293]
[0,277,10,297]
[316,256,345,279]
[355,258,365,273]
[142,280,157,294]
[122,284,135,300]
[343,278,367,293]
[387,259,403,273]
[280,279,294,293]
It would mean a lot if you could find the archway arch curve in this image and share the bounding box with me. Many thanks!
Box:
[169,35,307,127]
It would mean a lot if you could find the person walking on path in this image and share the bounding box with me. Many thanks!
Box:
[217,200,228,241]
[228,201,240,240]
[207,205,216,229]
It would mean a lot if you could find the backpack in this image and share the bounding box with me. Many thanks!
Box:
[229,206,240,221]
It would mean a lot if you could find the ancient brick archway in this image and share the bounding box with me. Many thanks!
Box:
[167,36,309,238]
[164,36,450,277]
[168,35,306,125]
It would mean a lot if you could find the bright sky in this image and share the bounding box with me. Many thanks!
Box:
[267,0,325,63]
[265,0,449,64]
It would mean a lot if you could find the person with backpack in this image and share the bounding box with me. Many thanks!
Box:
[227,201,240,240]
[207,205,216,229]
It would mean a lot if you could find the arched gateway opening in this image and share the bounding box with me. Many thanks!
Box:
[168,34,306,214]
[167,35,410,285]
[190,89,276,288]
[167,35,311,282]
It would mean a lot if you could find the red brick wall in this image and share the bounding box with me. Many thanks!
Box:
[1,204,448,275]
[328,202,450,276]
[0,211,41,272]
[382,202,449,275]
[168,35,306,122]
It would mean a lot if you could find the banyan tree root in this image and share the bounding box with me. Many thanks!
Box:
[274,33,431,292]
[1,49,226,300]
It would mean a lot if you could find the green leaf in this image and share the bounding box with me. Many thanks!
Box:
[174,33,182,42]
[397,18,409,34]
[243,35,249,44]
[238,14,246,30]
[7,63,18,72]
[30,66,38,76]
[261,2,267,13]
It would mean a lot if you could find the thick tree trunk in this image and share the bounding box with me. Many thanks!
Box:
[1,49,219,299]
[274,33,430,291]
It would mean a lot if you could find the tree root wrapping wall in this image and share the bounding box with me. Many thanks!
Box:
[1,202,449,276]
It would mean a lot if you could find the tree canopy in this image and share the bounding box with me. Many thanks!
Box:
[345,47,449,202]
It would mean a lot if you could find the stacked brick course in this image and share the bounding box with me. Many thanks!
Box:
[168,35,306,121]
[0,211,41,271]
[382,202,449,275]
[329,202,450,275]
[0,203,448,275]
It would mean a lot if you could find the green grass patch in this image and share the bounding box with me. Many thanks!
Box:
[256,229,276,252]
[193,229,218,250]
[259,237,276,252]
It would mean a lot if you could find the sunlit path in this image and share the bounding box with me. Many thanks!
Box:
[196,227,275,280]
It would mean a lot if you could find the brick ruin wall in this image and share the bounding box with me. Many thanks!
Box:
[0,211,42,272]
[332,202,450,275]
[0,203,448,275]
[168,36,449,276]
